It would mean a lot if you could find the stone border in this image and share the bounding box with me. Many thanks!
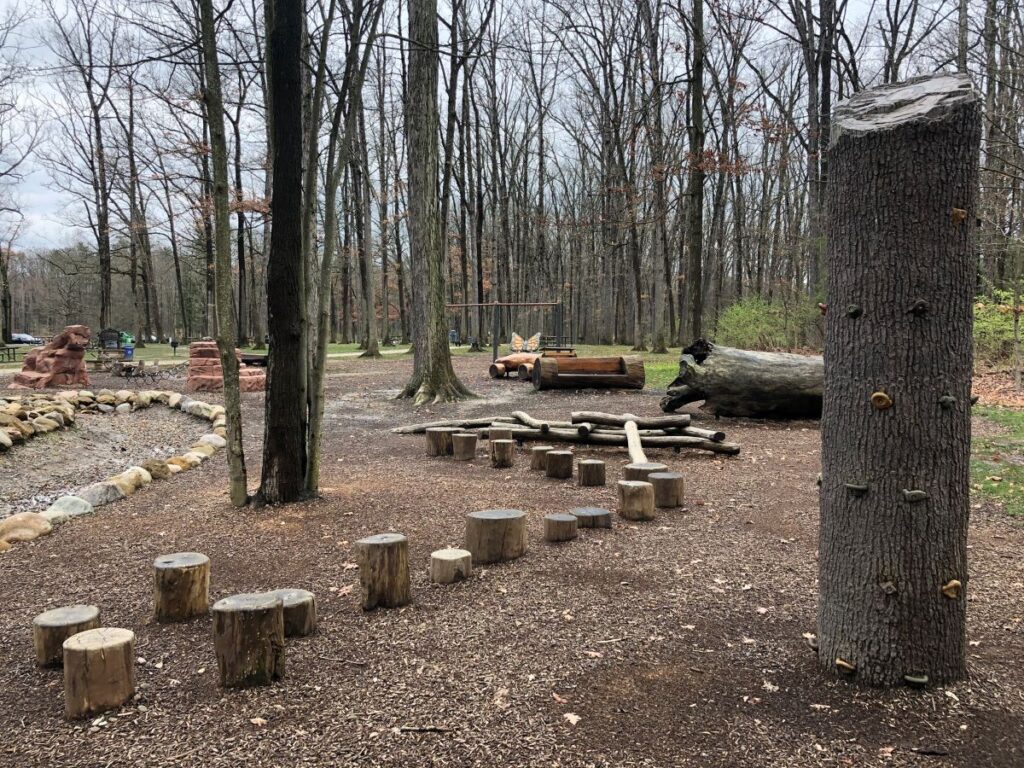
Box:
[0,388,230,553]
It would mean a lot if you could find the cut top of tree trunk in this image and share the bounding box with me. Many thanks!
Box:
[830,74,978,143]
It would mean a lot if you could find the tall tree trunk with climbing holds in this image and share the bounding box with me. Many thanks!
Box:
[819,74,981,687]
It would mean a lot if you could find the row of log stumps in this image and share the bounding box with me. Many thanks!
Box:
[31,552,317,719]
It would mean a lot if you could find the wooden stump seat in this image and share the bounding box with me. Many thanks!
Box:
[490,439,515,468]
[266,588,317,637]
[649,472,685,508]
[464,509,527,564]
[452,432,478,461]
[212,592,285,687]
[355,533,411,610]
[617,480,656,521]
[570,507,613,529]
[33,605,100,668]
[530,445,554,471]
[545,450,573,479]
[543,513,578,542]
[623,462,669,482]
[577,459,606,486]
[63,627,135,719]
[153,552,210,622]
[430,548,473,584]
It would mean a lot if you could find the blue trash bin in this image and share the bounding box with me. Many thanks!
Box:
[123,344,135,361]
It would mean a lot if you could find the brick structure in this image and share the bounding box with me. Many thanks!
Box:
[12,325,91,389]
[185,341,266,393]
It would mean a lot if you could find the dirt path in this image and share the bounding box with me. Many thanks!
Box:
[0,355,1021,767]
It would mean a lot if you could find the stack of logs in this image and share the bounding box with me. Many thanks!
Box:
[394,410,739,456]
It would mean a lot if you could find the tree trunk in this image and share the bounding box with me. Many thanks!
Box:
[662,340,823,418]
[401,0,472,405]
[818,74,980,688]
[200,0,248,506]
[259,0,308,504]
[680,0,705,343]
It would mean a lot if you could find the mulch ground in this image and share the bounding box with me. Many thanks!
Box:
[1,355,1022,768]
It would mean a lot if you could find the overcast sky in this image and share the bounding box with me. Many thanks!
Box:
[0,0,925,252]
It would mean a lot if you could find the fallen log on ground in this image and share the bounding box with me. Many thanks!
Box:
[571,411,691,429]
[533,356,645,391]
[510,411,593,435]
[478,425,740,455]
[661,339,823,418]
[391,416,516,435]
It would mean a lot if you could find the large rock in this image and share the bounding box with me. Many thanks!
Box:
[197,433,227,449]
[42,495,94,524]
[77,481,126,508]
[0,512,53,550]
[11,325,91,389]
[142,459,172,480]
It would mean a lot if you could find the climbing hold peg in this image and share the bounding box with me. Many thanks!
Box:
[846,305,862,319]
[942,579,962,599]
[938,395,957,410]
[902,489,929,503]
[879,581,897,595]
[907,299,929,317]
[835,658,856,674]
[951,208,967,225]
[816,473,822,487]
[845,483,869,497]
[870,392,893,410]
[904,674,929,688]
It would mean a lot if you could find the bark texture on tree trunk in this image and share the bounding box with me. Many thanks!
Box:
[818,74,981,688]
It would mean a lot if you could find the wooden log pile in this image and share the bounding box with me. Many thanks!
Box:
[393,410,740,456]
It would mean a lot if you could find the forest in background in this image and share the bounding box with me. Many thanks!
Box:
[0,0,1020,359]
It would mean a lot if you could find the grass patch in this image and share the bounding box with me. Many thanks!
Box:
[972,405,1024,516]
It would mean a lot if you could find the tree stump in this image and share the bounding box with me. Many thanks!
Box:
[530,445,554,471]
[649,472,685,508]
[452,432,478,461]
[355,533,411,609]
[617,480,655,521]
[425,427,458,456]
[153,552,210,622]
[623,462,668,482]
[212,592,285,687]
[266,588,317,637]
[430,548,473,584]
[571,507,613,529]
[490,439,515,468]
[63,628,135,719]
[544,513,578,542]
[819,73,981,687]
[578,459,606,486]
[545,450,573,479]
[464,509,527,564]
[490,427,514,442]
[33,605,100,668]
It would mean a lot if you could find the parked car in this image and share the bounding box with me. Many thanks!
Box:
[10,332,42,345]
